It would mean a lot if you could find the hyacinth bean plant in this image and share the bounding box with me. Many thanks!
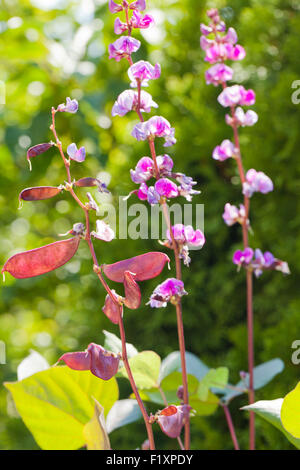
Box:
[2,1,296,452]
[200,8,290,450]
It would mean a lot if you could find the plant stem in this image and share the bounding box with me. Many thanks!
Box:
[222,404,240,450]
[51,109,155,449]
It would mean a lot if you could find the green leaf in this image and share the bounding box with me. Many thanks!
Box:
[221,358,284,404]
[4,366,118,450]
[281,382,300,439]
[198,367,229,401]
[106,399,142,434]
[83,399,111,450]
[190,391,219,417]
[118,351,161,389]
[159,351,209,383]
[242,399,300,449]
[103,330,138,358]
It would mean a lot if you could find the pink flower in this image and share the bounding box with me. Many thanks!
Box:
[111,90,158,116]
[167,224,205,248]
[108,0,123,13]
[155,178,179,199]
[130,156,154,183]
[205,64,233,86]
[67,143,86,162]
[131,11,154,29]
[58,343,120,381]
[224,27,238,44]
[157,405,191,438]
[109,36,141,62]
[223,203,246,226]
[200,23,213,35]
[130,0,146,11]
[132,116,176,147]
[212,139,235,161]
[233,248,254,266]
[114,17,128,35]
[242,169,274,197]
[218,85,255,108]
[128,60,161,87]
[229,107,258,127]
[91,220,115,242]
[149,278,187,308]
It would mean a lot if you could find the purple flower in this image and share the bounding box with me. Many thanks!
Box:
[108,0,123,13]
[204,43,245,64]
[223,203,246,226]
[233,248,254,267]
[132,116,176,147]
[251,249,290,277]
[131,11,154,29]
[155,178,179,199]
[128,60,161,87]
[147,186,160,205]
[149,278,187,308]
[112,90,158,117]
[157,154,174,174]
[91,220,115,242]
[200,23,213,35]
[130,0,146,11]
[59,343,120,381]
[218,85,255,108]
[175,173,200,202]
[67,143,86,162]
[212,139,235,161]
[109,36,141,62]
[224,27,238,44]
[242,169,274,197]
[86,192,99,212]
[205,64,233,86]
[157,405,191,439]
[114,17,128,35]
[57,97,78,114]
[166,224,205,266]
[137,182,149,200]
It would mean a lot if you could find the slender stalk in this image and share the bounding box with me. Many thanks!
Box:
[222,404,240,450]
[51,109,155,449]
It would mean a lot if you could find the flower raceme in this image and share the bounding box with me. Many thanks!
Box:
[149,278,187,308]
[58,343,121,381]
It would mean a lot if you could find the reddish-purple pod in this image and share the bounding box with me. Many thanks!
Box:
[2,237,80,279]
[123,271,141,309]
[102,252,170,283]
[19,186,62,202]
[74,178,99,188]
[27,143,54,170]
[102,290,122,324]
[58,343,120,381]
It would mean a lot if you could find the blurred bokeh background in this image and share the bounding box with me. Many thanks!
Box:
[0,0,299,450]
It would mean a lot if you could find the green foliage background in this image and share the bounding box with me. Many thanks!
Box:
[0,0,299,450]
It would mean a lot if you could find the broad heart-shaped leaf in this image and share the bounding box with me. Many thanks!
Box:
[106,399,142,434]
[4,366,118,450]
[190,390,219,417]
[281,382,300,439]
[242,399,300,449]
[103,330,138,359]
[198,367,229,401]
[221,358,284,404]
[2,237,80,279]
[132,372,198,405]
[159,351,210,383]
[118,351,161,389]
[83,399,111,450]
[102,252,170,282]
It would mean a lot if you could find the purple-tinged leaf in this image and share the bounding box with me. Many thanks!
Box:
[102,252,170,283]
[123,271,141,309]
[26,143,54,170]
[2,237,80,279]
